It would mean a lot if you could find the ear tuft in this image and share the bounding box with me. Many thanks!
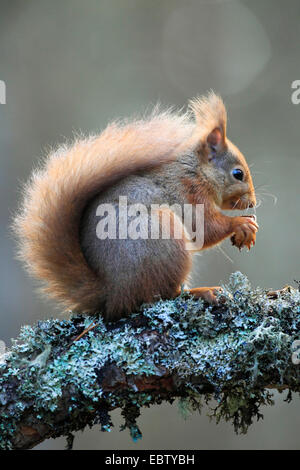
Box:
[189,91,227,141]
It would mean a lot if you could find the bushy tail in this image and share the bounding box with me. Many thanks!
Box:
[13,111,194,313]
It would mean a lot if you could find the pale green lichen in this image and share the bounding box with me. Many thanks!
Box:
[0,272,299,449]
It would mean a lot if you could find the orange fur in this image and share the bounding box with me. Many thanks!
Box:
[13,109,196,313]
[189,91,227,141]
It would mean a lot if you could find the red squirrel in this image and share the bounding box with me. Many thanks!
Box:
[14,92,258,321]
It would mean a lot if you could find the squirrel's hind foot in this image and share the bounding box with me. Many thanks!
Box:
[181,286,223,304]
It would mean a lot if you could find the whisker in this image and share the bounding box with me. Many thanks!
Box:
[257,191,278,205]
[254,199,262,209]
[217,245,234,264]
[232,198,241,209]
[254,184,271,191]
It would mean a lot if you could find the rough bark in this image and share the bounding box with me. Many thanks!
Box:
[0,273,299,450]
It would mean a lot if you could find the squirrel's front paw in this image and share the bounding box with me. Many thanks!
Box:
[230,216,258,250]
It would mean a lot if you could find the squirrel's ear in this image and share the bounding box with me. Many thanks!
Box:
[207,127,224,152]
[189,91,227,156]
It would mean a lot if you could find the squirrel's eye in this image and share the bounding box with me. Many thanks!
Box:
[232,168,244,181]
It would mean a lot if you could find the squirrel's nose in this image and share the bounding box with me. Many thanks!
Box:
[248,198,257,208]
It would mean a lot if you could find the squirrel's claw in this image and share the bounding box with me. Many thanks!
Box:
[231,215,258,250]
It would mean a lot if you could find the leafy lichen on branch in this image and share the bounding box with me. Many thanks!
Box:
[0,272,299,449]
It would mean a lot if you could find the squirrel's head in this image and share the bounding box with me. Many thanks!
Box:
[190,92,256,211]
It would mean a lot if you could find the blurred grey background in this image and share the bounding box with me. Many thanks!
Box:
[0,0,299,450]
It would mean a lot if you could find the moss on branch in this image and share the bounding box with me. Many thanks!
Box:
[0,272,300,449]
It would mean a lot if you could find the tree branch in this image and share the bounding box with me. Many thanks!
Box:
[0,272,299,450]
